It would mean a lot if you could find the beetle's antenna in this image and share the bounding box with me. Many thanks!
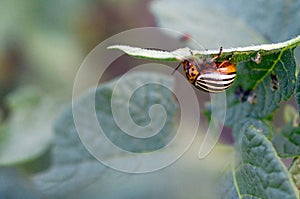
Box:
[211,46,223,61]
[172,62,182,75]
[218,46,223,57]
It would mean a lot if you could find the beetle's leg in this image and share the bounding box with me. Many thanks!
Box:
[211,46,223,61]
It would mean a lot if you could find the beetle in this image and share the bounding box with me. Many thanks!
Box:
[173,47,236,93]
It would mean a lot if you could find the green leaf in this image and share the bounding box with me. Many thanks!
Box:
[95,72,178,152]
[0,167,42,199]
[150,0,267,49]
[106,1,300,198]
[296,71,300,117]
[0,87,56,165]
[107,45,184,61]
[232,118,271,147]
[32,105,102,197]
[223,46,297,126]
[109,39,299,128]
[235,48,296,91]
[234,125,298,199]
[150,0,300,47]
[205,0,300,43]
[108,36,300,62]
[289,157,300,191]
[272,126,300,158]
[217,171,239,199]
[33,72,178,196]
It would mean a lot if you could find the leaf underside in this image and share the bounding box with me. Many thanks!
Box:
[33,72,178,197]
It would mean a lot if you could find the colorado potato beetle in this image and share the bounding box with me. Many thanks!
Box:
[173,47,236,93]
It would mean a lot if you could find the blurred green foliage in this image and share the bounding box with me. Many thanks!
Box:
[0,0,300,198]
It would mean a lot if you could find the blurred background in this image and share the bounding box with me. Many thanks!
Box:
[0,0,299,198]
[0,0,157,100]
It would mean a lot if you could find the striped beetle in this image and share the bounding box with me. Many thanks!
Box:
[173,47,236,93]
